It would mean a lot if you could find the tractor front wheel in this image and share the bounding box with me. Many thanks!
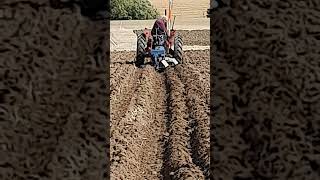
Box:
[174,34,183,64]
[136,34,146,67]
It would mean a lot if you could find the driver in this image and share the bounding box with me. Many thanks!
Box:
[151,16,168,36]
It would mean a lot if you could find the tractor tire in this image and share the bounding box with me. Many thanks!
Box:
[174,34,183,64]
[136,34,147,67]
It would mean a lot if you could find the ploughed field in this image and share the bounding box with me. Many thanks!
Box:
[110,48,210,179]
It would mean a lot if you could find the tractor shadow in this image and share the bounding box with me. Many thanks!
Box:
[133,59,153,68]
[111,61,136,65]
[121,58,171,74]
[112,57,152,68]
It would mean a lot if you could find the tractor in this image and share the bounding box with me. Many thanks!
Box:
[134,1,183,71]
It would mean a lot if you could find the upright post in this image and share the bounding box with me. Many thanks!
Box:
[168,0,173,35]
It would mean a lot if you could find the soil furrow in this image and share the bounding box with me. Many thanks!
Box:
[111,66,166,180]
[175,65,210,178]
[110,64,134,91]
[164,68,204,180]
[176,65,209,99]
[176,65,210,111]
[187,97,210,177]
[181,63,209,83]
[160,71,172,180]
[111,68,143,127]
[111,49,210,180]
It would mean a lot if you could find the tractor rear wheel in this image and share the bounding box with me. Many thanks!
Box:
[136,34,146,67]
[174,34,183,64]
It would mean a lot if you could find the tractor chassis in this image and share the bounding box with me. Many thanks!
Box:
[134,28,183,71]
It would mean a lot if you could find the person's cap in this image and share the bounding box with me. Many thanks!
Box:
[161,15,168,22]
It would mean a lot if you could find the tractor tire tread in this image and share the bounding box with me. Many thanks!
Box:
[136,34,146,67]
[174,35,183,64]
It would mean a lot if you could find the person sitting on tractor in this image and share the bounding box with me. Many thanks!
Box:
[151,16,168,36]
[149,16,169,53]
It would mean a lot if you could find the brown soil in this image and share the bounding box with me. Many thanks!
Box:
[110,50,210,179]
[132,30,209,46]
[178,30,210,46]
[211,1,320,179]
[1,1,108,179]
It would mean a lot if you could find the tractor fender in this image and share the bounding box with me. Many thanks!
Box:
[167,30,176,47]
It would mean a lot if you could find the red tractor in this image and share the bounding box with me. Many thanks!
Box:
[135,25,183,70]
[134,2,183,70]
